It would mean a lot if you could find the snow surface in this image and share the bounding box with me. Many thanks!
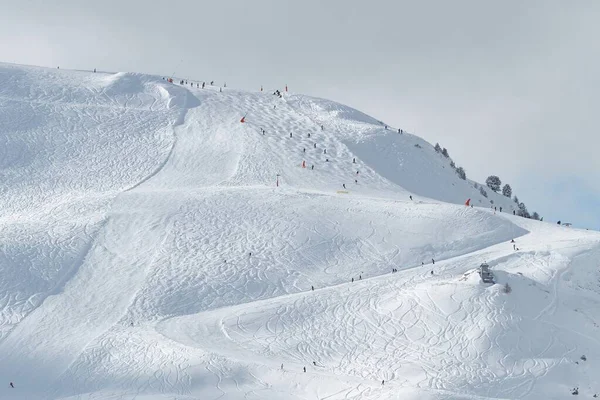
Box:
[1,63,599,399]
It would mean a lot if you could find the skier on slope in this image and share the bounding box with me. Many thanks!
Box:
[9,382,14,388]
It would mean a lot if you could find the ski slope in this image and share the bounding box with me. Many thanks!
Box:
[0,63,599,399]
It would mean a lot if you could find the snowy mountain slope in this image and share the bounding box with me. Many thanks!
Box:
[0,64,199,342]
[285,94,520,211]
[0,63,598,400]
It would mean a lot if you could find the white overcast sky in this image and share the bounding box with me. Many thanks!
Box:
[1,0,599,228]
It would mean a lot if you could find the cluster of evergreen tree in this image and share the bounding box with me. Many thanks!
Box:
[485,176,540,220]
[434,143,466,180]
[432,142,540,220]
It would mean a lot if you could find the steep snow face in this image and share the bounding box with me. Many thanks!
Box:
[0,64,598,400]
[285,93,521,212]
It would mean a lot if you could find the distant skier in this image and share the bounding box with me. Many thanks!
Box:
[384,125,388,130]
[314,143,317,148]
[290,132,292,138]
[398,128,401,133]
[431,270,434,275]
[321,125,324,131]
[93,68,96,73]
[303,367,306,373]
[353,158,356,163]
[202,82,205,89]
[303,148,306,153]
[409,195,413,200]
[359,275,362,280]
[355,179,357,184]
[513,210,516,215]
[352,278,354,283]
[343,184,346,189]
[432,259,435,264]
[308,133,311,138]
[325,159,329,162]
[313,361,317,366]
[311,286,314,291]
[324,149,326,154]
[382,380,385,385]
[249,252,252,257]
[219,87,222,92]
[557,220,561,225]
[499,207,502,212]
[210,80,214,85]
[311,165,314,170]
[9,382,14,388]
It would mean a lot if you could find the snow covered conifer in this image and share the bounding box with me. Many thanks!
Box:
[456,166,466,180]
[502,184,512,198]
[485,176,501,192]
[434,143,442,152]
[441,148,449,158]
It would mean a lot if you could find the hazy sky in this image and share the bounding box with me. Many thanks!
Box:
[2,0,599,228]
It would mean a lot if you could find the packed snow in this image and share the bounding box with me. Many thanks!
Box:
[0,63,599,399]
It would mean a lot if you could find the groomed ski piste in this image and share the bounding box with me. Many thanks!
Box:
[1,63,599,399]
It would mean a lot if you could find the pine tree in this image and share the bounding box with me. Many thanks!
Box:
[502,184,512,198]
[442,148,449,158]
[485,175,501,192]
[479,186,488,198]
[456,166,466,180]
[532,212,540,220]
[517,202,530,218]
[434,143,442,153]
[450,160,456,169]
[513,195,519,204]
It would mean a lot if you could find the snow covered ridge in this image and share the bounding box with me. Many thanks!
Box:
[0,63,599,399]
